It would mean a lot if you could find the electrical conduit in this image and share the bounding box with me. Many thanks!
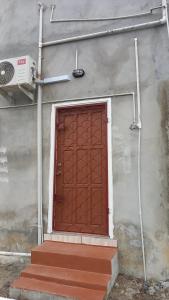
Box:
[37,2,44,245]
[134,37,147,285]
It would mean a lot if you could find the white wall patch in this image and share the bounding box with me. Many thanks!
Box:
[0,147,8,183]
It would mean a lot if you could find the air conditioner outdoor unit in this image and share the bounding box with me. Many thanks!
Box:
[0,55,36,91]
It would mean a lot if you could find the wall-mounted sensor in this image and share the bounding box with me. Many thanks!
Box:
[72,49,85,78]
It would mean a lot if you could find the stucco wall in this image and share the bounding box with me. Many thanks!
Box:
[0,0,169,280]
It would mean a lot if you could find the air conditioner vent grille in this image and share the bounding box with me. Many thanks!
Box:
[0,61,15,85]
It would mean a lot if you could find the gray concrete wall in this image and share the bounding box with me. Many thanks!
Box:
[0,0,169,280]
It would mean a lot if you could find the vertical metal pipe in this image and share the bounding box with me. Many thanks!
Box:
[163,0,169,38]
[50,5,55,23]
[75,49,78,69]
[132,92,136,123]
[135,38,141,129]
[37,2,44,245]
[134,38,147,284]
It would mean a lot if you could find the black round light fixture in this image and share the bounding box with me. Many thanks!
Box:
[72,68,85,78]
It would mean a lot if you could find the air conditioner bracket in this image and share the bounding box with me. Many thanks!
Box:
[18,85,35,102]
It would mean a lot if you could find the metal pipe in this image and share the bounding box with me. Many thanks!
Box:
[75,49,78,69]
[135,38,141,130]
[0,251,31,257]
[44,92,136,125]
[50,4,164,23]
[0,92,136,126]
[43,17,166,47]
[163,0,169,38]
[134,37,147,284]
[37,2,44,245]
[50,4,55,23]
[132,92,136,123]
[0,103,36,109]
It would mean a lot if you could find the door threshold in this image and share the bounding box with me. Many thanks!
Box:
[44,232,117,247]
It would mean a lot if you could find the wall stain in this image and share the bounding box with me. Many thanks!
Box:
[114,223,143,278]
[114,222,168,280]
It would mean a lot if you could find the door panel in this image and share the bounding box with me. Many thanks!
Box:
[53,104,108,235]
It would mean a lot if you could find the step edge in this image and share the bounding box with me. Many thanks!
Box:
[21,272,107,291]
[31,249,117,258]
[30,260,112,274]
[11,277,106,298]
[21,268,110,281]
[31,251,114,263]
[22,264,111,277]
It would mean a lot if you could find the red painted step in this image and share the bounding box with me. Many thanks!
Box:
[10,241,118,300]
[12,277,106,300]
[32,241,117,274]
[21,264,110,291]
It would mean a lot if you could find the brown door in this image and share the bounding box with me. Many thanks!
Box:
[53,104,108,235]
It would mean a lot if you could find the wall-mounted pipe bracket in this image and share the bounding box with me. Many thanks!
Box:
[129,121,141,130]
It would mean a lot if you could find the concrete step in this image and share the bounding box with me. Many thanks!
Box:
[10,241,119,300]
[11,277,106,300]
[31,241,117,274]
[21,264,110,291]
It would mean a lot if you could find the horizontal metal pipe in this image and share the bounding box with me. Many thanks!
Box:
[50,12,152,23]
[44,92,136,107]
[0,92,136,127]
[150,5,164,12]
[0,92,135,110]
[0,251,31,257]
[42,18,166,47]
[50,5,164,23]
[0,103,36,109]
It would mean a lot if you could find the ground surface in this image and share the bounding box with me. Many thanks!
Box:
[0,263,169,299]
[109,275,169,300]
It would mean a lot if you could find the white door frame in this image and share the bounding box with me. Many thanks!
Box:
[47,98,114,239]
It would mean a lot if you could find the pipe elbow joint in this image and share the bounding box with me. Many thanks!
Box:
[160,16,167,24]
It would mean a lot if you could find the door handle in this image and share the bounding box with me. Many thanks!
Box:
[56,162,62,176]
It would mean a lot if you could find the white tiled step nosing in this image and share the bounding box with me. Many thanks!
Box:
[44,233,117,247]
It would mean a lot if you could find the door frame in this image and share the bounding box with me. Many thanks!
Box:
[47,98,114,239]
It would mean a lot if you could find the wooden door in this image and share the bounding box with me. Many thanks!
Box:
[53,104,108,235]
